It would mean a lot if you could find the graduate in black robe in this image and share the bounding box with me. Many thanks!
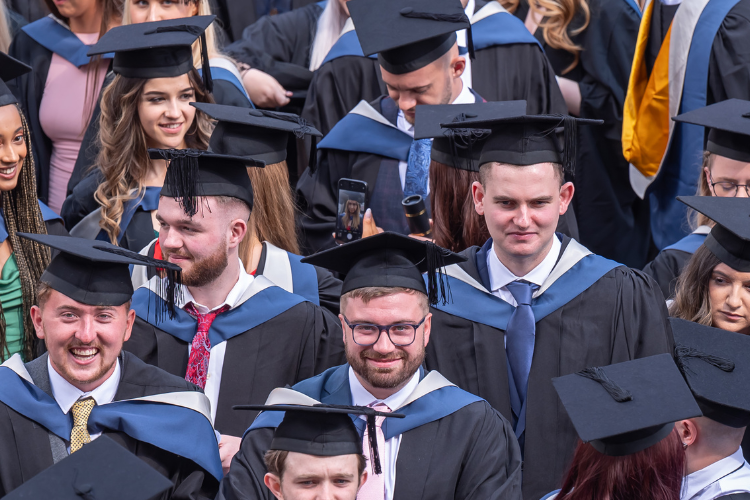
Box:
[0,234,222,499]
[218,232,523,500]
[426,113,673,500]
[126,147,344,438]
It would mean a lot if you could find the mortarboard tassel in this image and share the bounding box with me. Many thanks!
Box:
[561,115,577,180]
[466,25,475,60]
[161,149,203,217]
[425,242,454,306]
[366,413,383,475]
[308,136,318,172]
[445,113,490,171]
[576,367,633,403]
[674,344,735,376]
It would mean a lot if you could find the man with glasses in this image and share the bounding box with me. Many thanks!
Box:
[644,99,750,299]
[218,232,523,500]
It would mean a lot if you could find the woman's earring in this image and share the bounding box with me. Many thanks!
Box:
[682,442,688,449]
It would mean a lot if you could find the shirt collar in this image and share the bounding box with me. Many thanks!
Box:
[348,366,421,411]
[48,355,120,414]
[488,235,561,292]
[180,257,253,314]
[682,447,747,500]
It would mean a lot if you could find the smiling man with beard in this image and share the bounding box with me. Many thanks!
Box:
[218,232,523,500]
[125,147,344,475]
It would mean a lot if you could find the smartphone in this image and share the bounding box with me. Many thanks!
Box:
[335,178,367,244]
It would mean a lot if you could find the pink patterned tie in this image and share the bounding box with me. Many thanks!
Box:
[184,302,230,389]
[359,402,391,500]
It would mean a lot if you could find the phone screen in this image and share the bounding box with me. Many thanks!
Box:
[335,188,366,243]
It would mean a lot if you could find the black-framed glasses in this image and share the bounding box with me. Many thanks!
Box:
[342,315,427,347]
[709,172,750,197]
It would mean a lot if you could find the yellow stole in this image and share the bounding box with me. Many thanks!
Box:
[622,0,672,179]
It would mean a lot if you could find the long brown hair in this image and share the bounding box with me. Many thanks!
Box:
[669,245,722,325]
[429,160,489,252]
[0,105,52,361]
[94,69,213,244]
[239,161,300,272]
[341,199,361,230]
[688,151,715,229]
[557,430,685,500]
[496,0,590,74]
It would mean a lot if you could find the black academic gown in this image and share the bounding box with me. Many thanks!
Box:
[707,0,750,105]
[642,248,692,300]
[513,0,650,269]
[0,351,218,499]
[217,364,523,500]
[124,281,345,437]
[424,235,674,500]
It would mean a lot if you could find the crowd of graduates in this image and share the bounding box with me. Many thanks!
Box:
[1,0,750,498]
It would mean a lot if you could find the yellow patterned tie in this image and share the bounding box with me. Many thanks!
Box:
[70,397,96,453]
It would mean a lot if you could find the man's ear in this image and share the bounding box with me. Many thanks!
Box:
[229,218,248,249]
[451,55,466,79]
[472,181,486,215]
[30,305,45,340]
[264,473,284,500]
[558,181,575,215]
[675,419,699,447]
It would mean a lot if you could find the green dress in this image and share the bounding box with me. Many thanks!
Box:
[0,254,24,360]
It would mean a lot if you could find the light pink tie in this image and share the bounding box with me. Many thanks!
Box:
[358,402,391,500]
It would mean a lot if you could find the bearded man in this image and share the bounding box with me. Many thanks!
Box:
[125,150,345,474]
[217,233,523,500]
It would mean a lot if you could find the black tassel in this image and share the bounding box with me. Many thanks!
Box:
[675,344,735,375]
[400,8,470,24]
[466,25,475,60]
[444,113,489,171]
[308,136,318,172]
[366,414,382,475]
[161,149,204,217]
[425,242,452,306]
[577,367,633,403]
[259,110,312,138]
[200,33,213,93]
[561,115,577,180]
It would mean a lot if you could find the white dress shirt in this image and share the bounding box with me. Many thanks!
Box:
[457,0,475,88]
[48,356,120,453]
[396,82,476,193]
[682,447,750,500]
[487,235,562,306]
[180,257,254,428]
[349,367,421,500]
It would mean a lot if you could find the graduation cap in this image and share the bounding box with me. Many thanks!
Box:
[234,404,404,475]
[0,52,31,107]
[441,114,602,178]
[17,233,182,319]
[347,0,473,75]
[150,148,264,217]
[2,435,172,500]
[673,99,750,163]
[677,196,750,272]
[552,354,702,457]
[301,232,466,306]
[190,103,323,169]
[414,101,527,172]
[87,16,216,92]
[671,318,750,428]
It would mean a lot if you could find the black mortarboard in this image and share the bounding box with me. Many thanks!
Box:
[3,436,172,500]
[673,99,750,163]
[671,318,750,428]
[87,16,215,92]
[442,114,602,178]
[300,232,466,305]
[347,0,473,75]
[414,101,527,172]
[677,196,750,272]
[234,404,403,474]
[190,103,323,168]
[18,233,181,317]
[0,52,30,107]
[552,354,702,457]
[150,148,263,217]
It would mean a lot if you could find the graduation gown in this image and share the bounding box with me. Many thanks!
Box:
[0,351,221,499]
[217,364,523,500]
[424,235,674,500]
[125,275,345,437]
[7,17,113,204]
[642,225,709,299]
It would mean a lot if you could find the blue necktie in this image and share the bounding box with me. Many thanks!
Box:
[404,138,432,198]
[505,280,538,406]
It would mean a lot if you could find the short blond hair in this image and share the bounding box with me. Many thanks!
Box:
[340,287,428,315]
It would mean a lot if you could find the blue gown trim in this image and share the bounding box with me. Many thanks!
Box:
[247,364,482,439]
[96,186,161,244]
[0,366,223,480]
[472,11,543,51]
[662,232,707,254]
[0,200,61,244]
[197,66,254,107]
[321,30,377,66]
[131,285,308,345]
[21,17,112,67]
[286,252,321,306]
[648,0,742,249]
[318,112,413,161]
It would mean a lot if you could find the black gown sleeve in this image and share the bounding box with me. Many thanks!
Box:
[471,43,567,115]
[641,249,692,300]
[314,266,343,316]
[707,0,750,104]
[212,79,254,108]
[216,427,275,500]
[60,170,104,230]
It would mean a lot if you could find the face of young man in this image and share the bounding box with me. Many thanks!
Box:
[472,162,574,274]
[30,290,135,393]
[264,453,366,500]
[340,291,431,398]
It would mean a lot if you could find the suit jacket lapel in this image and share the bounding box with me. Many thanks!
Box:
[24,353,68,464]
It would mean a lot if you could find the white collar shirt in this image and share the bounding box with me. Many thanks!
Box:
[349,367,421,500]
[682,447,750,500]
